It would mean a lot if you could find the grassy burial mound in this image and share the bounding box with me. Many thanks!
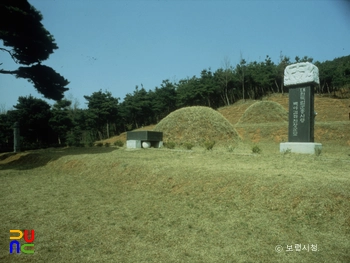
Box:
[237,101,288,124]
[154,106,240,146]
[235,101,288,143]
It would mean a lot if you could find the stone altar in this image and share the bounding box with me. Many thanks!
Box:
[126,131,163,149]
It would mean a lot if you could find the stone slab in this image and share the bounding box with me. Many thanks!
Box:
[280,142,322,154]
[288,85,314,142]
[126,131,163,141]
[284,62,320,87]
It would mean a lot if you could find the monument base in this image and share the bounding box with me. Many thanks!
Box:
[280,142,322,154]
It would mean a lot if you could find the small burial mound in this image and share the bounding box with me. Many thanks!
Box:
[238,101,288,124]
[153,106,240,145]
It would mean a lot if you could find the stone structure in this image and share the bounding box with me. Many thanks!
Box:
[13,122,20,153]
[126,131,163,149]
[280,62,322,154]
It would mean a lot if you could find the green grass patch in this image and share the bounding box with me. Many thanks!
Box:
[114,140,124,147]
[183,142,194,150]
[164,141,176,149]
[252,145,262,154]
[203,140,215,150]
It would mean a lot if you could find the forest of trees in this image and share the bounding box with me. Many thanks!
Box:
[0,54,349,152]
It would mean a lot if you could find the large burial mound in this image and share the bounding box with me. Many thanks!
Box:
[238,101,288,124]
[235,101,289,143]
[154,106,240,145]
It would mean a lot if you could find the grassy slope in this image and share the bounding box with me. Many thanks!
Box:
[0,145,349,263]
[103,94,350,146]
[219,94,350,145]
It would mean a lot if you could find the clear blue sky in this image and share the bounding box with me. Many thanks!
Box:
[1,0,349,110]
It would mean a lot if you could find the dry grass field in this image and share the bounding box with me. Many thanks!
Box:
[0,94,349,262]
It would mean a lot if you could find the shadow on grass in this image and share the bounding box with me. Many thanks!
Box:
[0,147,117,171]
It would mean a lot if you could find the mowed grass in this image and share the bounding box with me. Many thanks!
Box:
[0,144,349,263]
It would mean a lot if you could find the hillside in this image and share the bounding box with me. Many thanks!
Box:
[101,94,350,146]
[218,94,350,145]
[267,94,350,122]
[218,94,350,124]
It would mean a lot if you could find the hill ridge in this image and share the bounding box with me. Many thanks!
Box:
[101,94,350,145]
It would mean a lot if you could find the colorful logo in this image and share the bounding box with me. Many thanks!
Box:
[9,230,35,254]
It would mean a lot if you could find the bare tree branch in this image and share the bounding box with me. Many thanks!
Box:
[0,69,17,75]
[0,47,19,63]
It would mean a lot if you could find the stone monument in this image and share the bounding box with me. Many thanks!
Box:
[126,131,163,149]
[280,62,322,154]
[13,122,20,153]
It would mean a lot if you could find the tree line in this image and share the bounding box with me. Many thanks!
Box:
[0,54,349,152]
